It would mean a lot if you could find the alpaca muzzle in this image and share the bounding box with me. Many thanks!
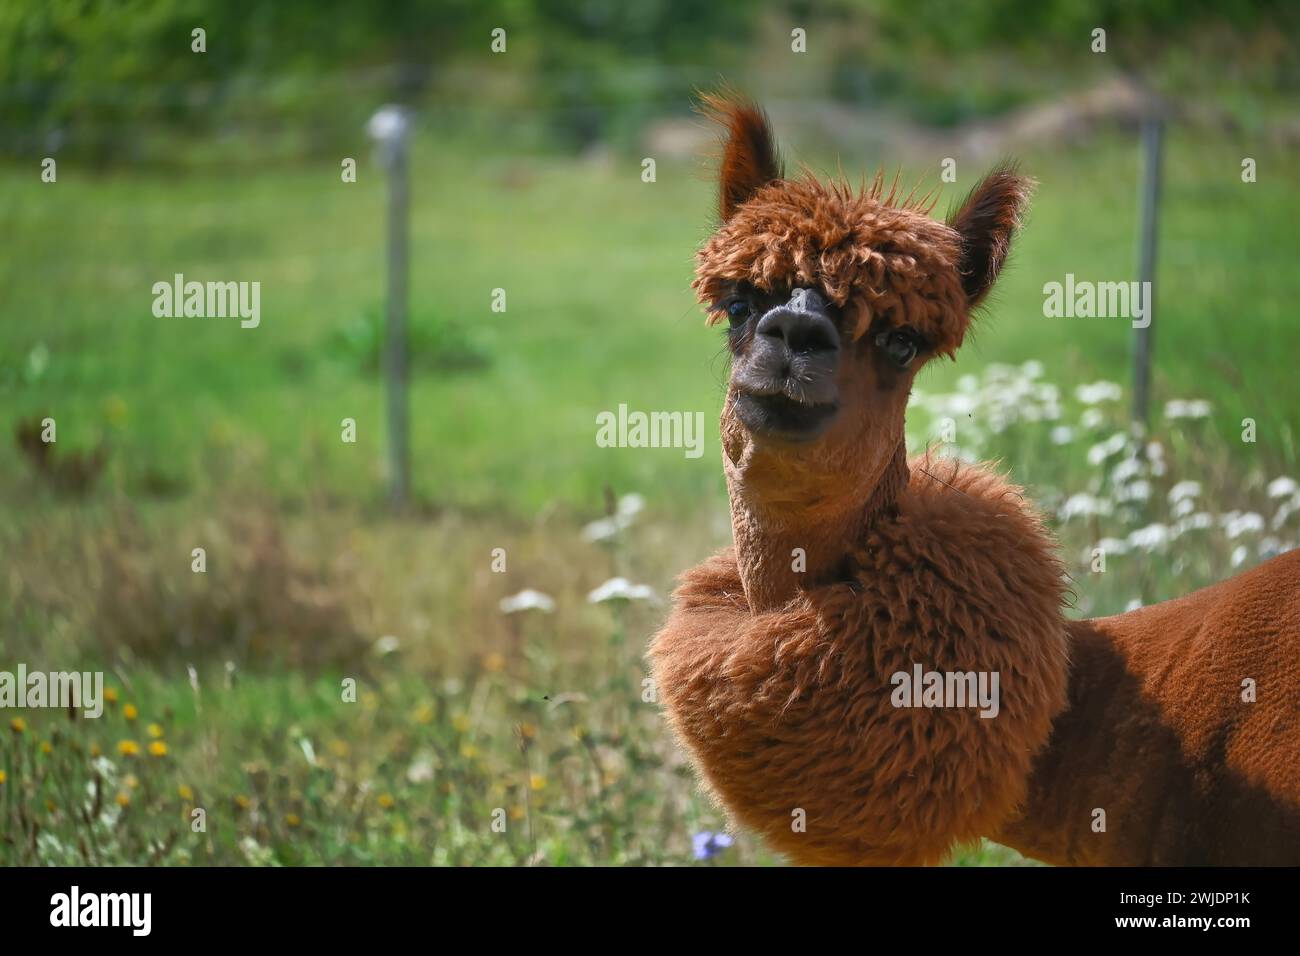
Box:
[731,287,840,439]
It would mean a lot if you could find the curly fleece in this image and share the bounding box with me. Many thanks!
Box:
[650,460,1071,866]
[694,177,973,355]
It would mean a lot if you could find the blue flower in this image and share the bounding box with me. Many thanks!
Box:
[692,830,735,861]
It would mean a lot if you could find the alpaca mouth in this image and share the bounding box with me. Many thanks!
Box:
[734,389,839,441]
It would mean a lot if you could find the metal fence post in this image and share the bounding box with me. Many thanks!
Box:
[368,105,411,509]
[1133,106,1164,429]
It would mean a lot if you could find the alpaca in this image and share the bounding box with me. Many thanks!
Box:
[648,94,1300,866]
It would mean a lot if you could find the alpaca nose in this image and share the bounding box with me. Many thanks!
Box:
[756,289,839,355]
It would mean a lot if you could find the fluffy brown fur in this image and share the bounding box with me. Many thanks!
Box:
[654,459,1070,865]
[648,92,1300,866]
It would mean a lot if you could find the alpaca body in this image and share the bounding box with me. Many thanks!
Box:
[998,549,1300,865]
[655,92,1298,865]
[651,458,1072,866]
[651,461,1300,866]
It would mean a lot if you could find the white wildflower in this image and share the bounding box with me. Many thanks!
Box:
[581,517,621,542]
[1222,512,1264,538]
[1087,432,1130,467]
[1168,481,1201,503]
[1267,477,1299,499]
[1059,493,1112,520]
[299,738,318,767]
[1164,399,1212,420]
[1095,537,1130,555]
[1110,456,1143,484]
[1128,523,1170,551]
[587,577,658,604]
[1050,426,1075,445]
[616,493,645,519]
[1080,408,1106,429]
[1116,480,1152,502]
[582,493,647,541]
[1272,496,1300,530]
[499,589,556,614]
[1034,383,1060,404]
[406,754,436,784]
[1173,512,1214,538]
[1075,381,1123,404]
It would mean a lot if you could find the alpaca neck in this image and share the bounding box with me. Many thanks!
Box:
[726,440,909,612]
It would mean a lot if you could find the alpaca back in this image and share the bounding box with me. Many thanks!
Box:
[649,459,1071,865]
[998,547,1300,864]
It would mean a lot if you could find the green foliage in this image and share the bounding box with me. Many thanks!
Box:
[6,0,1295,161]
[329,308,490,377]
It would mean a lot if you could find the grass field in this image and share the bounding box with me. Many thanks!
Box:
[2,125,1298,864]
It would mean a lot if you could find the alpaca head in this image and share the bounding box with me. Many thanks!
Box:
[695,94,1033,516]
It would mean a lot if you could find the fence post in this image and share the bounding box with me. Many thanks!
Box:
[1133,105,1164,429]
[368,105,412,510]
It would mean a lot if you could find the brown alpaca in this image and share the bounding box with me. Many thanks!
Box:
[648,94,1300,866]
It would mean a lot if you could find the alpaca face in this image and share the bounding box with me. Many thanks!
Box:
[693,94,1032,497]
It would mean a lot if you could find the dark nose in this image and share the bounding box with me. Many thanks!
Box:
[756,288,839,354]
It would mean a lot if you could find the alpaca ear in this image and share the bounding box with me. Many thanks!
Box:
[699,92,783,221]
[948,163,1034,308]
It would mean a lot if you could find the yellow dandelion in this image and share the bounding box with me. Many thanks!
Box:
[286,813,302,828]
[103,395,128,425]
[123,703,138,721]
[483,651,507,673]
[117,740,140,757]
[329,739,349,758]
[377,793,396,810]
[459,744,478,760]
[412,703,434,725]
[519,722,536,739]
[115,792,130,807]
[147,723,164,739]
[234,794,251,810]
[90,743,102,758]
[178,784,194,801]
[104,687,119,705]
[451,714,471,733]
[9,717,25,734]
[0,770,6,785]
[148,741,167,758]
[40,740,53,755]
[124,774,139,790]
[508,805,526,821]
[529,773,547,792]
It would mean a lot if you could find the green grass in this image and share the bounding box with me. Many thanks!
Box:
[2,126,1298,865]
[4,129,1297,512]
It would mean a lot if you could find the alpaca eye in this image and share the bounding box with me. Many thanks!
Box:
[876,329,919,368]
[727,299,751,323]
